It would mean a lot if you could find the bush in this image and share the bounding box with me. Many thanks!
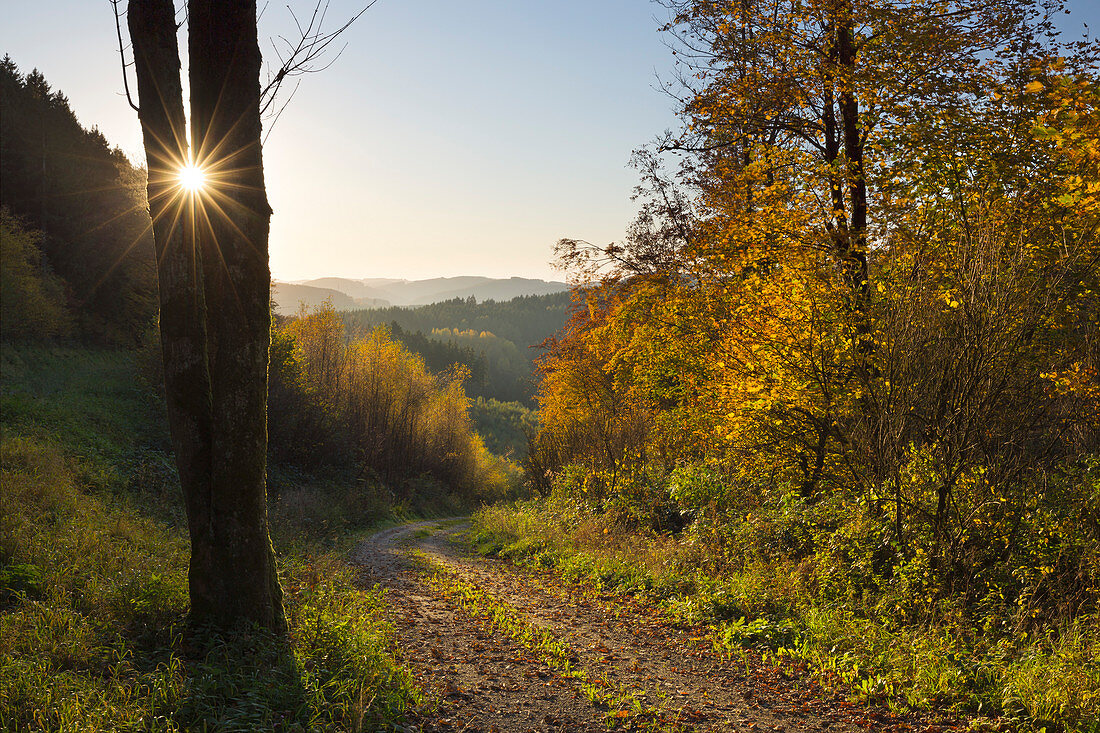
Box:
[0,210,71,340]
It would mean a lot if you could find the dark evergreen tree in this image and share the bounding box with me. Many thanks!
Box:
[0,55,156,343]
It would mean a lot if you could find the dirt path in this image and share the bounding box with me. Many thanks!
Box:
[351,520,933,733]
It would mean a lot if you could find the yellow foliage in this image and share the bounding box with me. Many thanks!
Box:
[275,302,513,500]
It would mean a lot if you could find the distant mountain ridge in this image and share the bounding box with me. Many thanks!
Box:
[273,276,569,315]
[271,283,358,315]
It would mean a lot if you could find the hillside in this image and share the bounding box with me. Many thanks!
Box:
[342,291,573,405]
[343,291,571,351]
[271,282,359,314]
[288,275,569,308]
[0,56,156,344]
[0,345,421,729]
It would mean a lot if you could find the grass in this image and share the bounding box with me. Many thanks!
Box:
[0,343,421,731]
[470,501,1100,733]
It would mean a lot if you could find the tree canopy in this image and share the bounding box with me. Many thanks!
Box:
[534,0,1099,624]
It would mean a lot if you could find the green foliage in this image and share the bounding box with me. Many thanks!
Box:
[468,397,538,459]
[387,321,492,396]
[0,343,420,731]
[0,210,71,339]
[344,291,571,352]
[342,292,572,405]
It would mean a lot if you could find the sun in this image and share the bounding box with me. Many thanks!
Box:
[178,163,207,193]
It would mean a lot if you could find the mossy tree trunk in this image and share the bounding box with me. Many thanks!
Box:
[128,0,286,633]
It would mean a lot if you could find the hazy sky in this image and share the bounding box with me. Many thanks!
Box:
[2,2,1096,282]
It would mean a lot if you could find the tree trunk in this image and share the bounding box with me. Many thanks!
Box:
[187,0,284,633]
[824,0,869,301]
[835,5,869,302]
[128,0,286,633]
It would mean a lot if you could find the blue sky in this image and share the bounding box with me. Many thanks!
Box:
[1,1,1095,282]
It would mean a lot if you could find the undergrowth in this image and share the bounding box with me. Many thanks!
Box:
[471,500,1100,733]
[0,344,420,731]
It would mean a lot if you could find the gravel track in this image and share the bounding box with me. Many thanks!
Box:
[351,520,942,733]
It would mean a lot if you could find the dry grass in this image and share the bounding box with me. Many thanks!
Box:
[1,344,421,731]
[472,500,1100,733]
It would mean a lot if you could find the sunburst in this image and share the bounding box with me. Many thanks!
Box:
[178,163,207,193]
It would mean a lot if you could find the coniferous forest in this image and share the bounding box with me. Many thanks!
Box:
[344,292,572,405]
[1,56,157,344]
[2,1,1100,731]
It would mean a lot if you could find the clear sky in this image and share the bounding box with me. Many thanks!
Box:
[1,2,1096,282]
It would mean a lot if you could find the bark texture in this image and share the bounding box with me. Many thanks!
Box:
[128,0,286,632]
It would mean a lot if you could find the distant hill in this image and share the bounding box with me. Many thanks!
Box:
[289,276,569,308]
[342,291,573,405]
[292,277,395,303]
[414,277,569,305]
[272,283,359,315]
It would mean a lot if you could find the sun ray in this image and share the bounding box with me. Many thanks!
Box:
[196,184,268,265]
[197,184,272,265]
[82,187,191,303]
[192,192,252,319]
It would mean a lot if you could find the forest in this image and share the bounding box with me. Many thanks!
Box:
[0,56,157,344]
[343,292,572,405]
[3,0,1100,730]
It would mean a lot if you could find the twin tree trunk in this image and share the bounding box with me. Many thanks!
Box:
[129,0,286,632]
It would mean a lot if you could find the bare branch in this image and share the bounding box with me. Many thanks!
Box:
[110,0,140,113]
[259,0,374,123]
[262,78,301,145]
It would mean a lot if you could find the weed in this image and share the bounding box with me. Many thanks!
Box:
[471,501,1100,733]
[0,344,420,731]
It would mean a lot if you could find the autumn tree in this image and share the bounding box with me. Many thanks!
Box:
[275,302,511,500]
[531,283,646,497]
[661,0,1042,287]
[648,0,1078,494]
[862,57,1100,584]
[520,7,1100,725]
[536,0,1098,596]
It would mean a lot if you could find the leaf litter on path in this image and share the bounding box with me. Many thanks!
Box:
[351,521,964,733]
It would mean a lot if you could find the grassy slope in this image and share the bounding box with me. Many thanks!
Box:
[471,502,1100,733]
[0,344,419,731]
